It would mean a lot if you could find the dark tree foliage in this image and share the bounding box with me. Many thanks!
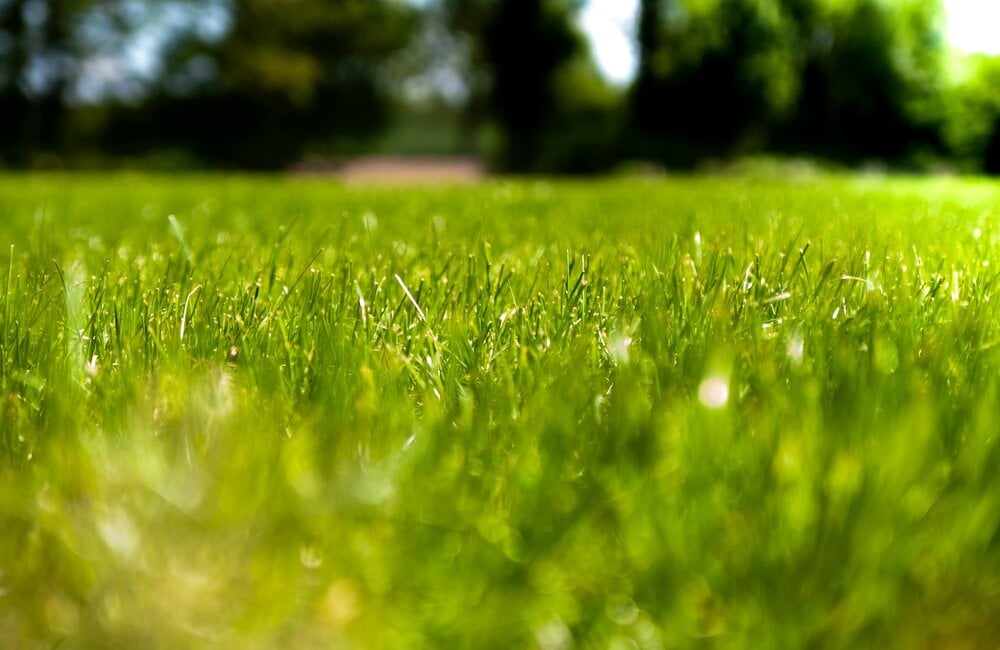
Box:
[631,0,945,167]
[443,0,584,172]
[440,0,492,119]
[0,0,972,172]
[775,0,944,161]
[943,55,1000,174]
[482,0,580,171]
[104,0,415,168]
[984,116,1000,175]
[630,0,804,166]
[0,0,29,163]
[0,0,94,164]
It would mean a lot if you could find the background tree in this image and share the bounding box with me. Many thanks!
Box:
[0,0,96,165]
[0,0,30,164]
[482,0,580,171]
[630,0,805,166]
[942,55,1000,173]
[443,0,597,172]
[105,0,416,168]
[774,0,945,162]
[630,0,946,167]
[0,0,980,173]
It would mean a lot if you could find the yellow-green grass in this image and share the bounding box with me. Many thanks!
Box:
[1,174,999,648]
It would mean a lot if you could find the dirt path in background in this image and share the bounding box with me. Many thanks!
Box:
[294,156,487,183]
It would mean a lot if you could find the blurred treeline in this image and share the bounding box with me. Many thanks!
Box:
[2,0,1000,173]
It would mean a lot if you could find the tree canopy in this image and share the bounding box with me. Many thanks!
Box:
[1,0,998,172]
[631,0,946,166]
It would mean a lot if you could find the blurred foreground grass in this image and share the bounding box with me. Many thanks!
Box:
[1,174,1000,648]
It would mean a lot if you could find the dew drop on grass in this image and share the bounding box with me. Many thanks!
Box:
[97,509,140,560]
[787,336,804,364]
[321,579,361,626]
[534,618,572,650]
[698,376,729,409]
[606,593,640,626]
[299,545,323,570]
[608,332,632,365]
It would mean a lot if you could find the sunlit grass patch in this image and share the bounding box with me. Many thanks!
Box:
[1,174,1000,648]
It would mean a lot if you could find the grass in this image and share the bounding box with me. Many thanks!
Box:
[1,173,999,649]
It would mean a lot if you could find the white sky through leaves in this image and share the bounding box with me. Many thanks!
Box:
[580,0,1000,87]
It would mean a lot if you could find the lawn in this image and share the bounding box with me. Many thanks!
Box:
[1,173,999,649]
